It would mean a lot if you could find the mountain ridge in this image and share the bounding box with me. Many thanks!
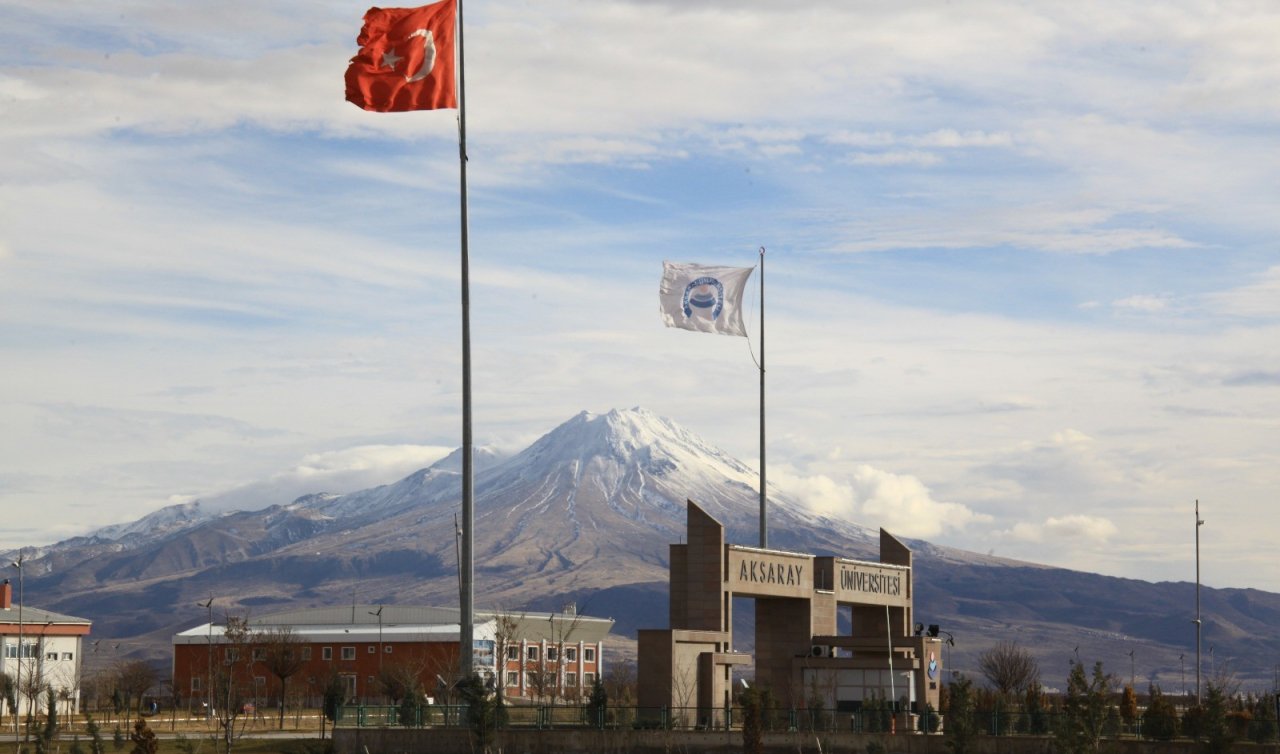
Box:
[8,407,1277,690]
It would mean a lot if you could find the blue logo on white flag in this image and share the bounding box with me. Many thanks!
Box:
[682,276,725,321]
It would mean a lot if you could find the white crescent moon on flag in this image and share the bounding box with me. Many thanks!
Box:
[405,29,437,82]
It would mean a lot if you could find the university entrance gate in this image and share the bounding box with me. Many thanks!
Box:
[638,502,943,727]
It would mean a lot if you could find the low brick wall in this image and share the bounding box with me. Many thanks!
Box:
[333,729,1279,754]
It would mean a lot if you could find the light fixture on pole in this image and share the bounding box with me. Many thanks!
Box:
[1195,500,1204,704]
[199,596,213,717]
[9,552,23,744]
[1180,654,1185,697]
[1128,649,1135,689]
[369,606,384,672]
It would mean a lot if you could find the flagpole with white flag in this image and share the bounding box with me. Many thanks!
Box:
[758,247,766,549]
[659,256,768,547]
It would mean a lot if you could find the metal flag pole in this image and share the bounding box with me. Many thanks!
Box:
[456,0,475,679]
[758,247,767,549]
[1195,499,1203,703]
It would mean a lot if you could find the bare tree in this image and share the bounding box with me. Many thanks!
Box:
[212,614,251,754]
[490,609,524,708]
[256,626,304,730]
[114,660,156,728]
[977,641,1040,696]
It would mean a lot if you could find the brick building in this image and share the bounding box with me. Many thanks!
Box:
[172,604,612,707]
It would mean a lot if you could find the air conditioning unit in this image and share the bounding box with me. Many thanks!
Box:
[811,645,831,658]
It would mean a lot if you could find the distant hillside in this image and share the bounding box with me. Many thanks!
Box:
[8,408,1277,691]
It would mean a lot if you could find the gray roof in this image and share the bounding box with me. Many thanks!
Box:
[0,605,92,626]
[174,604,613,644]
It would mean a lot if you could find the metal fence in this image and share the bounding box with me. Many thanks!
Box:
[332,704,1280,743]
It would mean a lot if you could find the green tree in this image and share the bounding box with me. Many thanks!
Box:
[739,685,770,754]
[945,675,978,754]
[1055,661,1111,754]
[1025,683,1050,735]
[586,676,607,729]
[320,672,345,740]
[456,674,496,750]
[1201,683,1233,754]
[1141,684,1179,741]
[1249,693,1277,744]
[84,714,106,754]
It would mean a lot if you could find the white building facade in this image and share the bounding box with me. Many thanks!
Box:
[0,579,93,716]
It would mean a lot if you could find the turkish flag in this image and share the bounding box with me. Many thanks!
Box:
[345,0,457,112]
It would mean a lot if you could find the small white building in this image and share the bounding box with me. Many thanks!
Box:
[0,579,93,715]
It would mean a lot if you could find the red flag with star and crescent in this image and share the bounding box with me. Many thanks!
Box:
[345,0,457,112]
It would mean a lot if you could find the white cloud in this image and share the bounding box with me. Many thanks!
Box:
[201,444,453,514]
[778,463,991,539]
[1003,515,1119,543]
[1111,294,1170,312]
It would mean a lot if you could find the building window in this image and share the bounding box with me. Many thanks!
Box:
[583,647,596,663]
[547,647,559,661]
[225,648,240,664]
[564,672,577,687]
[62,652,73,661]
[565,647,577,662]
[341,647,356,661]
[252,648,266,661]
[583,672,595,687]
[46,652,59,661]
[525,646,539,662]
[367,676,375,683]
[505,671,519,687]
[302,647,312,661]
[191,677,202,692]
[322,647,333,661]
[367,646,376,654]
[505,646,520,661]
[384,645,392,654]
[253,676,266,687]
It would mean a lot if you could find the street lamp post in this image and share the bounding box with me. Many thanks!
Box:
[1128,649,1135,689]
[369,607,384,673]
[1180,654,1185,697]
[199,597,213,720]
[9,553,23,746]
[1195,500,1204,704]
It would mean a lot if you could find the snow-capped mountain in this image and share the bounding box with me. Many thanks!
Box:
[11,408,1280,689]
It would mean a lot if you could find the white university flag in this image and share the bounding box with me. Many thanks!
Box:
[659,261,754,337]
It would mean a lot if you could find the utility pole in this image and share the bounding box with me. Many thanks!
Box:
[1195,500,1204,704]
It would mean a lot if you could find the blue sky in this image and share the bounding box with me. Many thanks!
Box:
[3,1,1279,591]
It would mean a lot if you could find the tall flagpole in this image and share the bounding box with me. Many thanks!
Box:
[758,247,767,549]
[456,0,475,678]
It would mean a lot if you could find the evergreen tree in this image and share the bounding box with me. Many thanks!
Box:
[739,685,768,754]
[1141,684,1179,741]
[456,673,496,750]
[1025,683,1050,735]
[1249,693,1277,744]
[320,672,345,740]
[1055,661,1111,754]
[85,714,105,754]
[945,675,978,754]
[1201,683,1233,754]
[586,677,608,729]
